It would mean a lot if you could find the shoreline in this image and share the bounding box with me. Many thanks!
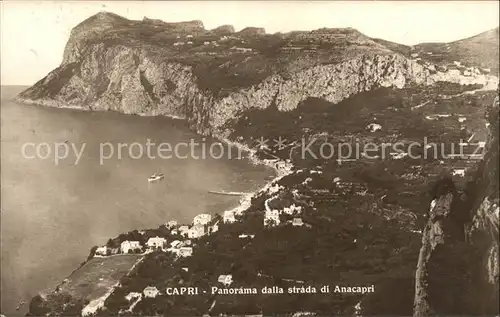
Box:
[13,94,293,304]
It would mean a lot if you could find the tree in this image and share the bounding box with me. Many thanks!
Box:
[27,295,49,316]
[88,246,98,260]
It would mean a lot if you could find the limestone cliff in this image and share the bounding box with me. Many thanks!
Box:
[413,94,499,316]
[16,12,498,138]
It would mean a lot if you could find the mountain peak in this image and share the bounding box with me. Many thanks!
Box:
[71,11,130,34]
[80,11,130,26]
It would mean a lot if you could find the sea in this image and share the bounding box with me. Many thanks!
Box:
[0,86,273,315]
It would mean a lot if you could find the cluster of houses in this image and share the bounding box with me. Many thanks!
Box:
[169,213,219,238]
[94,213,221,259]
[264,194,304,227]
[172,34,251,48]
[165,239,193,257]
[126,286,160,300]
[95,237,174,256]
[452,61,486,77]
[174,40,220,47]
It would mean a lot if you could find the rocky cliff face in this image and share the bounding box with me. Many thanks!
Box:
[413,95,499,316]
[17,12,497,138]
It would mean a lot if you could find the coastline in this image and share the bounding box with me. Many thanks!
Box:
[13,93,292,305]
[13,95,188,120]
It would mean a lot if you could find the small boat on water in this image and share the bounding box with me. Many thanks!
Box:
[148,173,164,182]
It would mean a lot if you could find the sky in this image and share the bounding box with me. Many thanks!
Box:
[1,1,499,85]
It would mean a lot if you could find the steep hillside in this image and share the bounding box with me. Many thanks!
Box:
[414,93,499,316]
[17,12,499,317]
[413,27,500,75]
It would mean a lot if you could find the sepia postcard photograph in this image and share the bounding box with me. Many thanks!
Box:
[0,1,499,316]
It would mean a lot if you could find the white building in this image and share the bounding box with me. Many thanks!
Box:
[292,218,304,227]
[146,237,167,249]
[275,161,293,174]
[143,286,160,298]
[452,169,466,177]
[302,177,313,186]
[239,234,255,239]
[178,225,190,236]
[193,214,212,226]
[458,117,467,123]
[218,274,233,286]
[170,240,182,248]
[179,247,193,257]
[166,220,178,228]
[125,292,141,301]
[188,225,205,239]
[223,210,236,223]
[95,246,108,256]
[366,123,382,132]
[120,241,141,254]
[264,210,280,226]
